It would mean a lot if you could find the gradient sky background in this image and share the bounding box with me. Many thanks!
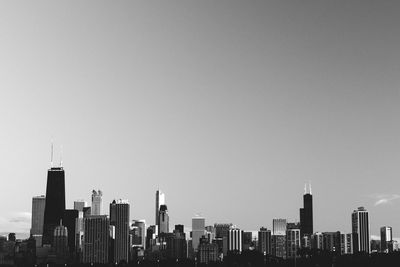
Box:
[0,0,399,238]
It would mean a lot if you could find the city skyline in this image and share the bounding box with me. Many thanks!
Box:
[0,0,399,240]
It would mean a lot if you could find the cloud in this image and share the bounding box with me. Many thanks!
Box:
[8,212,31,223]
[0,212,31,234]
[371,194,400,206]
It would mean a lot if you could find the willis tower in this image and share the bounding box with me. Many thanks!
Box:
[300,183,313,237]
[42,146,66,246]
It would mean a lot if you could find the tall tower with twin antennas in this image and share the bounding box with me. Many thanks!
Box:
[42,143,66,246]
[300,183,313,237]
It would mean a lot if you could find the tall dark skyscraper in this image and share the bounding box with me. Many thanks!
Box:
[110,199,130,264]
[63,209,79,255]
[352,207,370,253]
[300,183,313,237]
[42,167,66,246]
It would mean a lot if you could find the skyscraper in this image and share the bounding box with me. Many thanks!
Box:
[91,190,103,216]
[258,227,272,255]
[214,223,232,256]
[272,219,287,259]
[340,233,353,254]
[273,219,287,236]
[53,223,69,262]
[155,190,165,227]
[228,227,243,253]
[31,195,46,247]
[351,207,370,253]
[42,167,66,246]
[300,183,313,237]
[380,226,393,253]
[110,199,130,264]
[192,216,205,255]
[131,220,146,249]
[74,200,87,212]
[82,215,110,264]
[159,205,169,234]
[63,209,79,256]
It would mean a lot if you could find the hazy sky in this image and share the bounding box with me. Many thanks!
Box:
[0,0,399,238]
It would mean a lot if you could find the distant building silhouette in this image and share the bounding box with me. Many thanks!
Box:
[131,220,146,249]
[322,231,341,253]
[380,226,393,253]
[228,227,243,253]
[272,219,287,259]
[311,232,323,250]
[155,190,165,227]
[110,199,130,264]
[191,216,205,256]
[300,183,313,238]
[42,167,66,246]
[258,227,272,255]
[165,227,187,260]
[62,209,78,257]
[351,207,370,253]
[53,223,69,262]
[159,205,169,234]
[82,215,110,264]
[73,200,87,256]
[31,195,46,247]
[214,223,232,256]
[198,236,218,264]
[73,200,87,212]
[286,223,300,259]
[340,233,353,254]
[91,190,103,215]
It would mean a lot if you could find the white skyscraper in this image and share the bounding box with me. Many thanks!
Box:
[91,190,103,215]
[31,195,46,247]
[155,190,165,227]
[228,227,243,252]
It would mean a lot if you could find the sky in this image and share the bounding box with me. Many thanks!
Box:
[0,0,399,238]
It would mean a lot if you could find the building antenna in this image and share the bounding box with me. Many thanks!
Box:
[308,180,312,195]
[304,183,307,195]
[50,139,54,168]
[60,145,63,167]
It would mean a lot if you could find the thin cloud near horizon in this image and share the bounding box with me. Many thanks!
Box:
[371,194,400,206]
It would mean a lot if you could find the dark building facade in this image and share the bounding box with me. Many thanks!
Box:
[43,167,66,246]
[300,184,313,237]
[258,227,272,255]
[110,199,130,264]
[63,209,78,256]
[352,207,370,253]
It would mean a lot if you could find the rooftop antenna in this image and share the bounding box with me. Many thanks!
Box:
[50,139,54,168]
[304,183,307,195]
[59,145,63,167]
[309,181,312,195]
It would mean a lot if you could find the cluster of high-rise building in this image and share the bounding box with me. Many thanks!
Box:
[0,161,397,265]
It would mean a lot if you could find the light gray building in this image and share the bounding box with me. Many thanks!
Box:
[91,190,103,216]
[30,195,46,247]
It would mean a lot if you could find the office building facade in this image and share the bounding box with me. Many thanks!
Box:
[91,190,103,215]
[31,195,46,247]
[110,199,130,263]
[43,167,66,246]
[351,207,370,253]
[82,215,110,264]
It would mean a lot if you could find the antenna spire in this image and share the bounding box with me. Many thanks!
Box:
[304,183,307,195]
[60,145,63,167]
[50,140,54,168]
[309,181,312,195]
